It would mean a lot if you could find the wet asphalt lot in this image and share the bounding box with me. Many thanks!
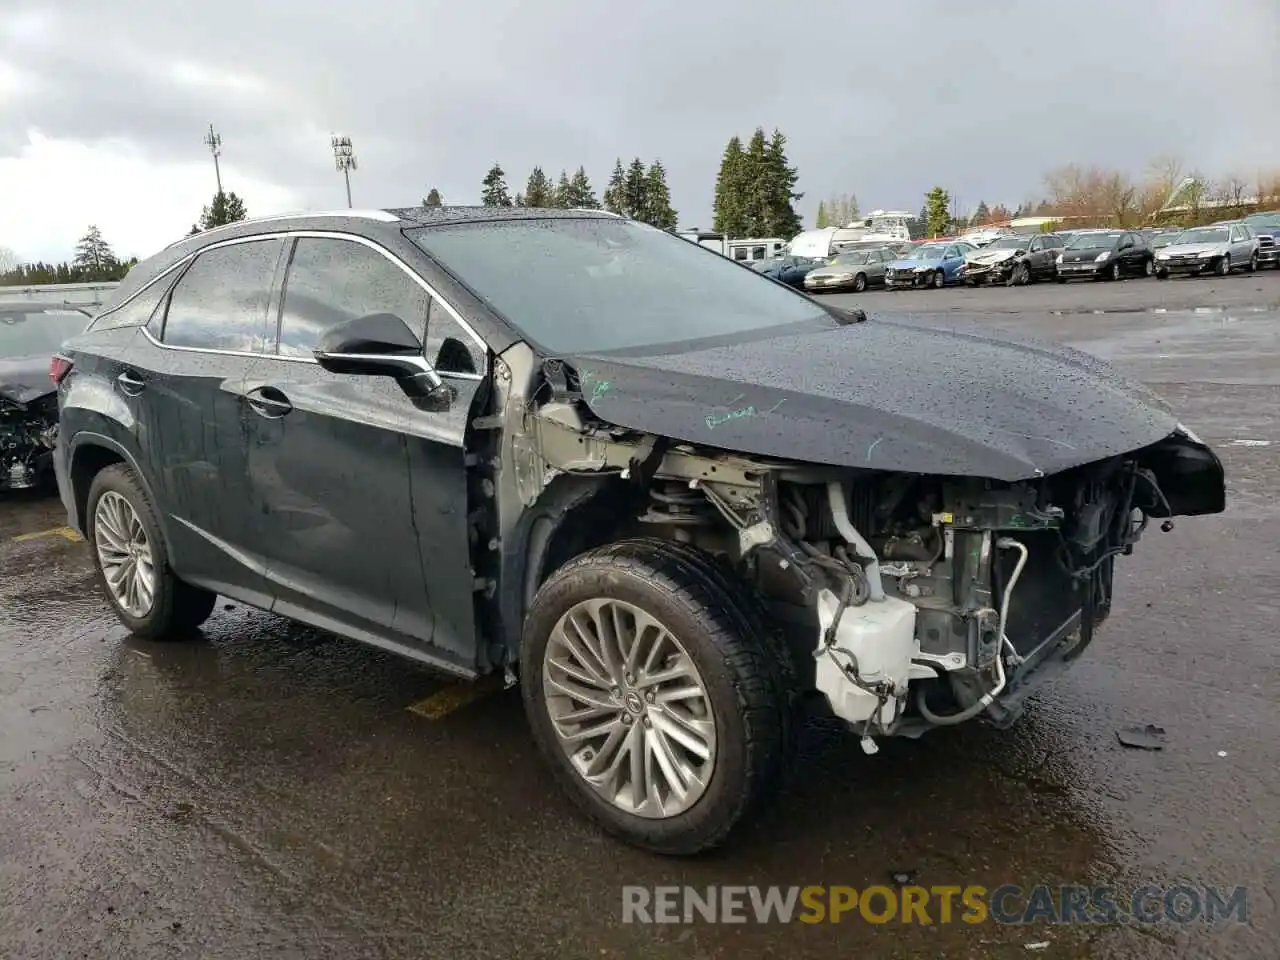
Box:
[3,271,1279,960]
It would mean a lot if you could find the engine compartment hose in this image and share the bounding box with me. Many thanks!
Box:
[915,537,1028,725]
[825,481,885,601]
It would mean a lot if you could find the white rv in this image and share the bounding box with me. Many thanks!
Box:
[677,230,786,265]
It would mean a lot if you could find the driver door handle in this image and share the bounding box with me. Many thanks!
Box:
[245,385,293,419]
[116,369,145,396]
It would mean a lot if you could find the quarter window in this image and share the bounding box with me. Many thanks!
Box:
[277,238,430,359]
[91,276,171,332]
[161,240,284,352]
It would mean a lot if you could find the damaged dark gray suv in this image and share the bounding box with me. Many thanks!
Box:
[53,207,1225,854]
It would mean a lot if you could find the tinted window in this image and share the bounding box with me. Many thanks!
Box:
[91,279,170,332]
[425,302,486,376]
[1044,235,1065,249]
[409,218,830,355]
[161,240,283,351]
[1027,237,1042,251]
[278,238,430,359]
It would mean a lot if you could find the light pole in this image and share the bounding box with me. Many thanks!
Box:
[203,123,223,194]
[331,135,357,208]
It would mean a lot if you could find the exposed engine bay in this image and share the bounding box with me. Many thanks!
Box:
[488,348,1224,746]
[0,394,58,491]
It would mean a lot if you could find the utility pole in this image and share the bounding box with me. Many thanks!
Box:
[203,123,223,194]
[331,135,357,208]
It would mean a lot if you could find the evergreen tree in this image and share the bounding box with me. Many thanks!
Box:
[602,159,627,215]
[763,129,802,237]
[481,164,513,207]
[423,188,443,207]
[641,160,678,230]
[925,186,952,237]
[568,166,599,208]
[73,226,117,276]
[815,201,830,229]
[553,170,572,208]
[917,204,930,235]
[970,199,990,226]
[190,190,248,234]
[712,137,747,236]
[741,129,770,235]
[514,193,526,207]
[523,166,556,207]
[622,157,648,219]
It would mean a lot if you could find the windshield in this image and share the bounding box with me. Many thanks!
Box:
[1243,214,1280,229]
[831,252,871,265]
[1152,232,1182,247]
[984,236,1026,251]
[1066,232,1123,249]
[1177,227,1228,244]
[0,309,91,357]
[409,218,832,354]
[909,244,947,260]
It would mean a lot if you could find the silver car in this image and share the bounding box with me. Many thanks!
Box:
[1155,223,1259,279]
[803,247,893,293]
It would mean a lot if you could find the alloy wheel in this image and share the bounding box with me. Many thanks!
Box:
[542,598,717,819]
[93,491,156,618]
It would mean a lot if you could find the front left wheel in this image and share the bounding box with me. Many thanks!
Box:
[521,538,788,855]
[86,463,217,640]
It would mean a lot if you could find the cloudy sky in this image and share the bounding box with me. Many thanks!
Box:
[1,0,1277,263]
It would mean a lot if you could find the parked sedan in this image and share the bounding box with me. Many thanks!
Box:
[884,241,975,289]
[752,255,820,289]
[803,248,893,293]
[1055,230,1155,281]
[960,233,1065,286]
[1154,223,1259,279]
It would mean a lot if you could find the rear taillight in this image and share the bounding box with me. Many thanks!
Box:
[50,354,74,386]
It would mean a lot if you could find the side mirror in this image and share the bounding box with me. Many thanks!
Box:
[313,312,453,407]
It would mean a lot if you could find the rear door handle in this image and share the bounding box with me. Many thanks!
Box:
[245,385,293,419]
[116,369,145,396]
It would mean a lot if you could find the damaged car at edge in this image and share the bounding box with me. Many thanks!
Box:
[1,302,92,491]
[52,208,1226,855]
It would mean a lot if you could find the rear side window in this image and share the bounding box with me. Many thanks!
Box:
[276,238,430,359]
[161,240,284,352]
[90,277,172,332]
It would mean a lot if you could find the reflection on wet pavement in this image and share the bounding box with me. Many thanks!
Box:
[3,276,1279,958]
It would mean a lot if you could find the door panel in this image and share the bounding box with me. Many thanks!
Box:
[242,234,487,673]
[125,238,286,605]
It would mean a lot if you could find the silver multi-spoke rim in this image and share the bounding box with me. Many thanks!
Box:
[543,598,717,819]
[93,491,155,618]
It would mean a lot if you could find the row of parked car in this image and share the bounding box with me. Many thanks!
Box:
[754,211,1280,294]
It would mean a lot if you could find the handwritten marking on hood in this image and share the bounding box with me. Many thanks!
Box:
[704,397,786,430]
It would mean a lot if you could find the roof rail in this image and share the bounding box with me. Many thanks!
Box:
[165,209,401,250]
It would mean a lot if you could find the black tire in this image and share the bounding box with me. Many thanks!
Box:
[1108,262,1122,281]
[930,269,945,289]
[1216,255,1231,276]
[86,463,217,639]
[1143,257,1155,277]
[1009,262,1031,287]
[1055,275,1067,283]
[1157,269,1170,280]
[521,538,788,855]
[852,273,867,293]
[1246,252,1258,273]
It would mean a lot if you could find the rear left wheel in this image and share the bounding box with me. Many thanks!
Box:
[1009,262,1031,286]
[86,464,217,639]
[521,538,787,855]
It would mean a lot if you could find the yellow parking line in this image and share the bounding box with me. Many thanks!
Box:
[407,674,504,720]
[11,526,83,543]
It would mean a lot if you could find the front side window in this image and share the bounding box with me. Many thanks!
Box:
[409,218,831,355]
[161,239,284,352]
[277,238,430,359]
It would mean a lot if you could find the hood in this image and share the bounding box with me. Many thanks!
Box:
[888,257,940,270]
[1060,246,1115,261]
[1160,242,1226,256]
[570,319,1178,481]
[807,264,859,278]
[0,354,54,407]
